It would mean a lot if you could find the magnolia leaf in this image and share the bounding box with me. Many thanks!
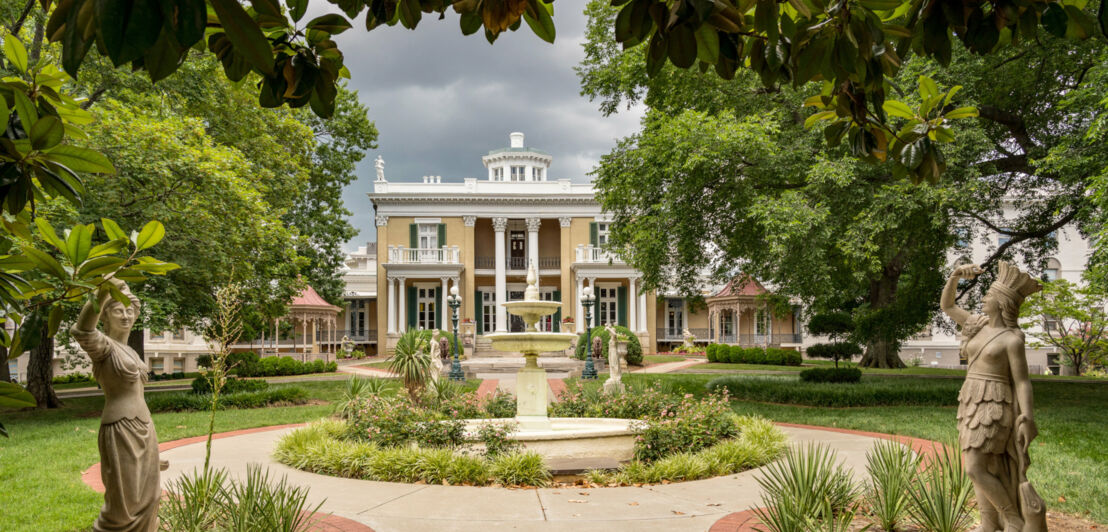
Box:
[65,223,92,265]
[306,14,352,34]
[944,106,979,120]
[22,247,68,279]
[42,145,115,173]
[3,35,28,73]
[135,221,166,251]
[882,100,916,119]
[804,110,836,129]
[34,217,66,253]
[0,381,35,408]
[101,218,127,241]
[77,255,126,278]
[918,76,938,101]
[209,0,276,76]
[87,238,127,259]
[47,305,63,337]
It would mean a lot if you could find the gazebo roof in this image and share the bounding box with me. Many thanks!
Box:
[291,285,336,308]
[711,276,766,298]
[288,285,342,321]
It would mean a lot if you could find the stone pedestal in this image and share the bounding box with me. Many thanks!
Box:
[515,364,551,431]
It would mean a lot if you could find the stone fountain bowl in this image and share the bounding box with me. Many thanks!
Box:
[465,417,636,462]
[500,300,563,319]
[484,332,577,353]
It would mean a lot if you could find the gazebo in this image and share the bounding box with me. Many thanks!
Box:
[272,285,342,361]
[706,276,770,345]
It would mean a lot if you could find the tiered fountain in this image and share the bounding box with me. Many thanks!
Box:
[469,264,634,463]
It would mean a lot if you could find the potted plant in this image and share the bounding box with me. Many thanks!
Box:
[562,316,575,333]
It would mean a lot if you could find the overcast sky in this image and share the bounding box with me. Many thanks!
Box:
[319,4,646,252]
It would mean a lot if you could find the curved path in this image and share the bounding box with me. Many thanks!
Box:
[143,423,931,532]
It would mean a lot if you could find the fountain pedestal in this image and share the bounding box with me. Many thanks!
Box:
[516,364,551,431]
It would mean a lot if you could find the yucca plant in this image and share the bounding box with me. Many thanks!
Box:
[427,377,462,404]
[159,466,228,532]
[490,452,551,487]
[390,328,432,402]
[865,439,920,531]
[751,444,861,532]
[906,446,974,532]
[333,376,380,419]
[222,464,324,532]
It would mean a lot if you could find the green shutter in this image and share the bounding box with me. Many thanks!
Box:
[437,223,446,248]
[409,223,417,248]
[433,288,441,329]
[589,222,598,246]
[617,286,627,327]
[475,289,483,335]
[407,286,417,329]
[553,290,561,332]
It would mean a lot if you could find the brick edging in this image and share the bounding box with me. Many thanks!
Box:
[708,422,948,532]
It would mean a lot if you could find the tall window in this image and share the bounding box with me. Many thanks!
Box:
[418,224,438,249]
[532,167,543,180]
[481,291,496,334]
[720,310,734,340]
[349,300,366,336]
[417,287,437,330]
[492,167,504,181]
[511,165,526,181]
[755,309,771,337]
[173,358,184,372]
[597,287,617,326]
[539,291,556,331]
[666,299,684,338]
[596,222,611,246]
[151,358,164,373]
[1043,257,1060,281]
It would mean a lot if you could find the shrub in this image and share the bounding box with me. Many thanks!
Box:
[633,391,738,462]
[489,452,550,487]
[549,380,679,419]
[52,373,95,385]
[148,371,198,381]
[799,367,863,383]
[572,325,643,365]
[333,376,392,419]
[160,464,323,532]
[344,394,466,449]
[705,344,718,362]
[147,387,308,412]
[481,390,517,418]
[475,420,522,457]
[190,375,268,395]
[705,375,959,407]
[751,444,860,532]
[906,446,974,532]
[865,439,920,532]
[806,342,863,368]
[236,356,337,378]
[390,328,432,401]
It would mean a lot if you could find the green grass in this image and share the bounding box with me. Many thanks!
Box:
[0,379,358,531]
[631,373,1108,524]
[642,354,688,365]
[691,360,1108,381]
[355,359,395,370]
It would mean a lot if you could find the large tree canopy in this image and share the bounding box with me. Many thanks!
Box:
[579,0,1107,367]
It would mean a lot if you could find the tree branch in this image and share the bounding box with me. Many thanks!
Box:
[977,105,1036,155]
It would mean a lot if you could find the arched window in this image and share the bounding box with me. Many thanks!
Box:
[1042,258,1061,281]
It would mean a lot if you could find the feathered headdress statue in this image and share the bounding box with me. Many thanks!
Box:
[987,261,1042,306]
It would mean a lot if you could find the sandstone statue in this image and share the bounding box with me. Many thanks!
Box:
[682,327,695,348]
[602,325,624,394]
[941,261,1046,532]
[72,279,160,532]
[428,330,444,383]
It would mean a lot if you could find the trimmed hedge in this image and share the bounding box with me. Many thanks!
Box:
[705,344,801,366]
[52,373,95,385]
[148,371,200,381]
[573,325,643,365]
[146,386,309,413]
[799,367,862,383]
[705,375,959,407]
[237,356,338,377]
[198,351,261,372]
[190,376,269,395]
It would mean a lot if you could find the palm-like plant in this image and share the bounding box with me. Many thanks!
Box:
[389,328,432,402]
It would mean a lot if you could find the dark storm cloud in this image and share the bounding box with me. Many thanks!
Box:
[317,4,645,250]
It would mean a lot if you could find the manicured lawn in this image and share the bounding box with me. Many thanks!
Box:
[642,354,688,365]
[355,358,394,370]
[0,379,355,531]
[628,373,1108,525]
[691,361,1108,381]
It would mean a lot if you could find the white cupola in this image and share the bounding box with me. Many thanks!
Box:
[481,132,553,182]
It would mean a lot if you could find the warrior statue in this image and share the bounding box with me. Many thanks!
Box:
[941,262,1046,532]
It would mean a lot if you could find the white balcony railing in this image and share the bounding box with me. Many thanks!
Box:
[575,244,622,264]
[387,245,461,264]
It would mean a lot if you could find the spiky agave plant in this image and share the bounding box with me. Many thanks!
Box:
[389,328,432,402]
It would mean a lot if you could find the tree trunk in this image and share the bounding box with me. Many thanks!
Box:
[26,327,61,408]
[858,260,907,369]
[0,345,10,382]
[128,327,145,361]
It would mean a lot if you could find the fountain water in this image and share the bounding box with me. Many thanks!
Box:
[472,263,635,463]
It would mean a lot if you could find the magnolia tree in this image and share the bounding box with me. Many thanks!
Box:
[1020,279,1108,376]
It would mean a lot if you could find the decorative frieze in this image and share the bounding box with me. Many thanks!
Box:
[375,214,389,227]
[558,216,572,228]
[463,215,477,227]
[525,217,542,232]
[492,217,509,232]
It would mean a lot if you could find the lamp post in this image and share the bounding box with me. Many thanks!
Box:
[447,286,465,381]
[581,286,598,380]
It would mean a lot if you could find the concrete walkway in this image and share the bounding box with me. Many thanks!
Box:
[338,364,398,378]
[158,424,886,532]
[631,359,706,374]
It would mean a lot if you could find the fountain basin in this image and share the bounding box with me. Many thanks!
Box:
[466,417,636,462]
[485,332,577,354]
[499,300,564,319]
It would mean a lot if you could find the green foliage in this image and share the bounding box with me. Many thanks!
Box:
[905,447,975,532]
[236,357,337,377]
[147,371,197,382]
[573,324,643,365]
[864,439,920,532]
[805,342,863,367]
[806,311,855,337]
[751,444,861,532]
[475,421,522,458]
[707,345,802,366]
[799,367,863,384]
[332,376,392,420]
[50,373,95,385]
[706,375,959,407]
[343,394,468,449]
[1021,279,1108,376]
[488,452,551,487]
[159,464,323,532]
[145,387,308,413]
[549,379,680,419]
[190,376,267,395]
[633,392,738,462]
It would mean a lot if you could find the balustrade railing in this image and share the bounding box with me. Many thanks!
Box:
[661,328,710,341]
[316,329,377,343]
[711,333,803,345]
[387,246,460,264]
[474,256,561,270]
[574,244,622,264]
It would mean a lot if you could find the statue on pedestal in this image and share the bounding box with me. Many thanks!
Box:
[428,330,444,383]
[941,262,1046,532]
[603,325,624,394]
[682,328,695,348]
[71,279,160,532]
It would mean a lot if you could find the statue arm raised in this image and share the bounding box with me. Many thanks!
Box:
[941,264,980,327]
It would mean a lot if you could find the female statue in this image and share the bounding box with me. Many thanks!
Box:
[940,262,1046,532]
[72,279,160,532]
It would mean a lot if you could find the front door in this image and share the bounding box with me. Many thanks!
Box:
[509,231,526,269]
[417,287,437,330]
[509,290,525,332]
[666,299,684,340]
[597,287,617,327]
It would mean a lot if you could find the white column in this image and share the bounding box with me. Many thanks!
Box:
[397,277,407,332]
[576,276,584,327]
[588,277,597,328]
[386,276,396,334]
[441,277,449,331]
[640,291,648,334]
[493,217,508,332]
[526,217,540,280]
[628,276,638,333]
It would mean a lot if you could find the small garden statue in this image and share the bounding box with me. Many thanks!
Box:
[603,325,624,394]
[71,278,161,532]
[682,328,696,348]
[592,335,603,359]
[439,335,451,362]
[340,335,354,353]
[941,261,1046,532]
[428,330,444,383]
